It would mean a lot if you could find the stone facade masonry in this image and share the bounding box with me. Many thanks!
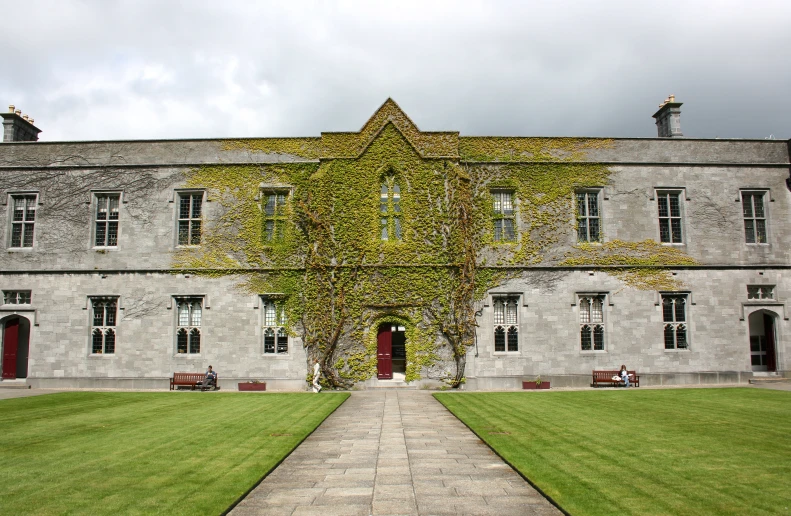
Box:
[0,102,789,390]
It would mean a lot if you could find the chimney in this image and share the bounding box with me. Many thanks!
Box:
[2,104,42,142]
[652,95,683,138]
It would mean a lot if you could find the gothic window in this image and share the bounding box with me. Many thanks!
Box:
[579,295,605,350]
[662,294,687,350]
[177,192,203,246]
[576,190,601,242]
[742,191,767,244]
[657,191,683,243]
[263,191,288,242]
[91,297,117,354]
[747,285,774,300]
[10,194,37,248]
[176,297,202,354]
[380,177,402,241]
[262,297,288,354]
[94,193,120,247]
[493,296,519,352]
[491,190,515,242]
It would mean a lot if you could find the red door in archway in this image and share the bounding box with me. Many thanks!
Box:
[2,318,19,379]
[377,324,392,379]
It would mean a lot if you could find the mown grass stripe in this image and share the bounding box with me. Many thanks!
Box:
[0,392,348,515]
[436,389,791,516]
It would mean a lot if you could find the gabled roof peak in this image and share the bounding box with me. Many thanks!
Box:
[319,99,459,159]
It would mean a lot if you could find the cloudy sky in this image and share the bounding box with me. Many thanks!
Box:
[2,0,790,141]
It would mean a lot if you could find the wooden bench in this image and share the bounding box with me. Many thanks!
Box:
[592,370,639,388]
[170,372,219,391]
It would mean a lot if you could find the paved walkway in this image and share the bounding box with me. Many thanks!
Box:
[231,390,561,516]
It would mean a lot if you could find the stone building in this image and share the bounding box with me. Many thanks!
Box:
[0,99,788,390]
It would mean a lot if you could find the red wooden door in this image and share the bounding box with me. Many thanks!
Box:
[377,324,392,379]
[764,313,777,372]
[2,318,19,380]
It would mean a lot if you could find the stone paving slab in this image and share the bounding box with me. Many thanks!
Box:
[231,391,561,516]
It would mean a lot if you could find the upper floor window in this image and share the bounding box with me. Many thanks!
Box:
[741,191,767,244]
[493,296,519,352]
[91,297,117,354]
[262,297,288,354]
[662,294,687,350]
[10,194,37,248]
[3,290,31,304]
[380,177,402,241]
[492,190,515,242]
[747,285,774,300]
[263,191,288,243]
[177,192,203,246]
[657,191,683,244]
[579,295,605,351]
[94,193,120,247]
[176,297,202,354]
[576,190,601,242]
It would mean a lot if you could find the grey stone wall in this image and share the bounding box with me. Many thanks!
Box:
[477,162,791,266]
[3,273,307,389]
[469,269,789,387]
[0,135,788,390]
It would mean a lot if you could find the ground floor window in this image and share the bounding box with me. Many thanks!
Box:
[493,296,519,352]
[176,297,202,354]
[579,295,605,350]
[262,298,288,354]
[662,294,687,349]
[91,297,117,354]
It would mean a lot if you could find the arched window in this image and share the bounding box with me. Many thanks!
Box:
[175,297,203,354]
[380,177,402,241]
[262,297,288,354]
[493,296,519,352]
[579,295,605,350]
[662,294,688,349]
[90,297,117,354]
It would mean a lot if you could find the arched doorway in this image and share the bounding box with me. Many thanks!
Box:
[2,315,31,379]
[748,310,777,372]
[377,323,406,380]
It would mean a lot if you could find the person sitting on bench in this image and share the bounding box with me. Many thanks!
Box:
[620,364,631,387]
[199,365,217,390]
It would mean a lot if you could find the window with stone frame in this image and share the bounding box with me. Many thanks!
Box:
[263,191,288,242]
[491,190,516,242]
[657,191,683,244]
[177,192,203,246]
[9,194,37,248]
[94,193,120,247]
[747,285,774,300]
[3,290,31,304]
[262,297,288,354]
[176,297,202,354]
[576,189,601,242]
[493,296,519,352]
[91,297,117,354]
[380,177,402,241]
[662,294,688,350]
[579,295,605,351]
[741,191,768,244]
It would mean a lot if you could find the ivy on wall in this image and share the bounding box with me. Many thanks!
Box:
[173,100,696,388]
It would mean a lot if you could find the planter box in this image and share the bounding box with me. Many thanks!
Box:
[238,382,267,391]
[522,381,550,390]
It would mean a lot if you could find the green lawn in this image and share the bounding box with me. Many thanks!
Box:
[435,388,791,516]
[0,391,348,515]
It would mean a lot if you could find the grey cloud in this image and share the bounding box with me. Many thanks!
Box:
[2,0,790,141]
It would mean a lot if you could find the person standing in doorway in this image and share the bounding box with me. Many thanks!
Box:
[312,361,322,393]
